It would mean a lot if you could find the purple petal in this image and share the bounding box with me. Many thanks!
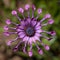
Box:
[28,51,33,57]
[16,29,23,32]
[11,10,17,15]
[35,33,41,37]
[36,29,42,33]
[23,47,26,54]
[19,33,25,38]
[45,45,50,50]
[38,49,43,55]
[29,37,36,43]
[48,19,54,24]
[27,18,31,23]
[35,26,41,30]
[7,40,12,46]
[33,36,40,41]
[48,38,52,41]
[50,31,56,36]
[48,31,56,36]
[28,38,33,44]
[37,8,42,14]
[32,5,36,11]
[21,21,26,26]
[18,32,25,36]
[18,25,24,29]
[13,47,18,52]
[31,20,37,27]
[25,4,30,10]
[4,26,8,31]
[18,8,24,13]
[23,36,29,41]
[4,32,10,36]
[6,19,11,25]
[44,14,51,19]
[35,22,40,27]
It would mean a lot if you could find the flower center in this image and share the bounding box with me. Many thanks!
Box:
[26,27,35,37]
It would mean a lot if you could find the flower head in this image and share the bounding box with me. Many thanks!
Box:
[4,4,56,57]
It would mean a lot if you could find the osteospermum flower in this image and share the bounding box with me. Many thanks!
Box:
[4,4,56,57]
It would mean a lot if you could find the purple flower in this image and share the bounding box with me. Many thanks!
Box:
[4,4,56,57]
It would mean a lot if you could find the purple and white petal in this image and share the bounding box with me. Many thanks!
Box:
[44,14,51,19]
[19,33,25,38]
[28,50,33,57]
[35,22,40,27]
[4,26,8,31]
[6,19,11,25]
[44,45,50,50]
[48,19,54,24]
[18,8,24,13]
[11,10,17,15]
[31,20,37,27]
[4,32,10,36]
[38,49,43,55]
[23,36,29,42]
[25,4,30,10]
[36,29,42,33]
[37,8,42,14]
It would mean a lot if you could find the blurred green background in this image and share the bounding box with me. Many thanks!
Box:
[0,0,60,60]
